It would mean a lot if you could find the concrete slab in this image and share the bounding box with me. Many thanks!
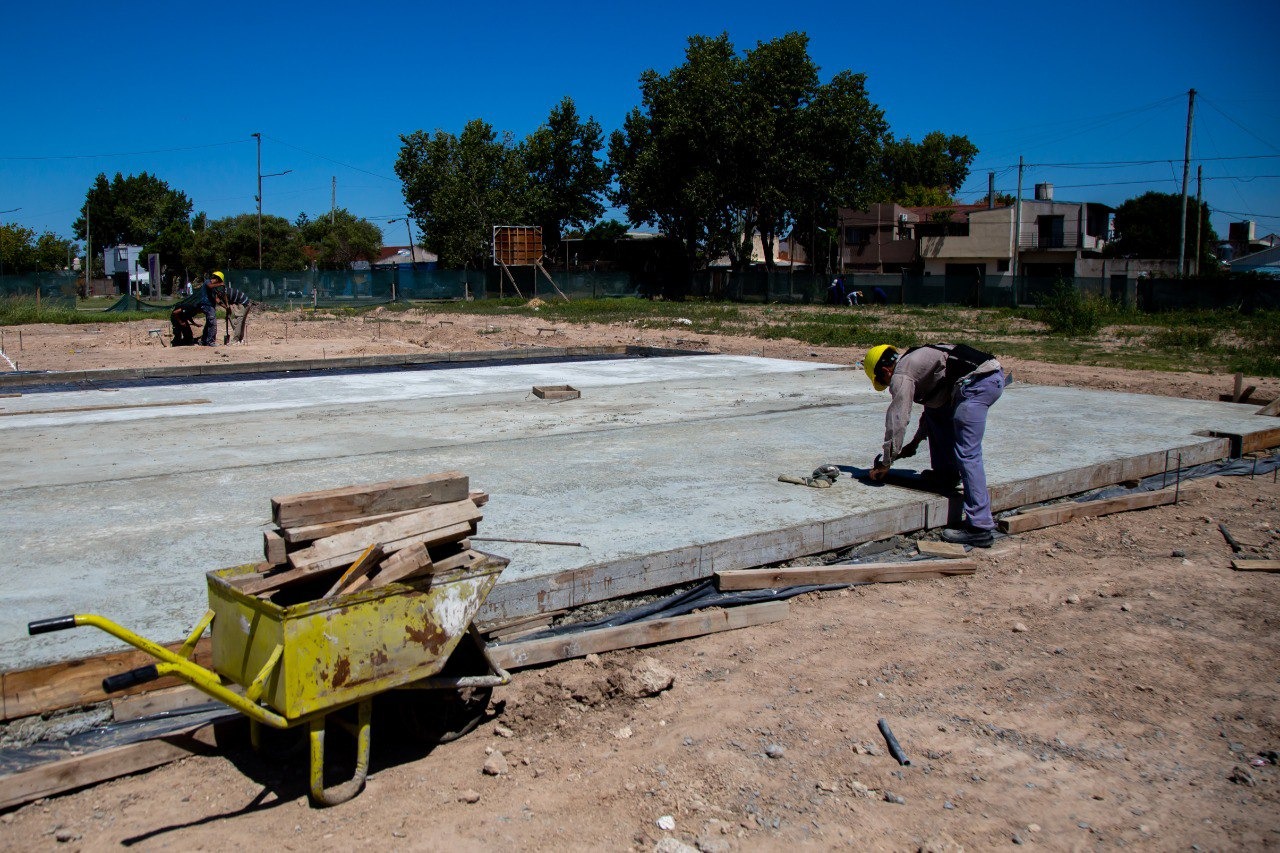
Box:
[1,355,1273,670]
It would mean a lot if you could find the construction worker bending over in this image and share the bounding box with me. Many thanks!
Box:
[207,271,251,344]
[863,342,1004,547]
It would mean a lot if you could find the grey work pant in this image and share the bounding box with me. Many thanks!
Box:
[922,370,1004,530]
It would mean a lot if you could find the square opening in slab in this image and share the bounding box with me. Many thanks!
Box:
[532,385,580,401]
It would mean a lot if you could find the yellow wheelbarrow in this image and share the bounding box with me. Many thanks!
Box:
[27,552,512,806]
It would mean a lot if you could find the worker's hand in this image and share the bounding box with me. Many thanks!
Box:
[869,459,891,481]
[898,439,920,459]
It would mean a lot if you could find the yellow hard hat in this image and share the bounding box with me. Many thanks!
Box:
[210,271,226,284]
[863,344,898,391]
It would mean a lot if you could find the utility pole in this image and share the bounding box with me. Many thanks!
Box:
[987,171,996,209]
[1194,165,1203,277]
[1012,156,1024,280]
[250,132,291,271]
[253,132,262,270]
[331,177,336,225]
[1177,88,1196,277]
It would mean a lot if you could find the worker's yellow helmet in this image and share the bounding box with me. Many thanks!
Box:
[863,344,898,391]
[210,271,226,284]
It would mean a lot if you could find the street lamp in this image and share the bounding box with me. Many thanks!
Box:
[251,133,292,270]
[387,218,417,270]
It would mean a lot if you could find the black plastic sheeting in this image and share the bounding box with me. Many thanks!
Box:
[493,579,858,646]
[1068,451,1279,503]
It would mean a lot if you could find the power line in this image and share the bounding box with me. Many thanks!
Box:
[0,139,251,161]
[1199,96,1280,154]
[262,135,399,183]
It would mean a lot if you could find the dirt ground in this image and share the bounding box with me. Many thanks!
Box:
[0,311,1277,851]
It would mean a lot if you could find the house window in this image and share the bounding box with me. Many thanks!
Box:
[1037,215,1065,248]
[844,227,873,245]
[997,259,1010,272]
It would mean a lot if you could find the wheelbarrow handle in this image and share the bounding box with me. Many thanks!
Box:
[103,665,160,694]
[28,615,78,635]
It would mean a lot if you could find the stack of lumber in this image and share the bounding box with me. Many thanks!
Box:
[236,471,492,601]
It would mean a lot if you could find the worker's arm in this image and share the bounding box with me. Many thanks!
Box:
[870,378,915,481]
[898,418,928,459]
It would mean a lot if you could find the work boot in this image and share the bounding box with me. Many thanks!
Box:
[940,524,994,548]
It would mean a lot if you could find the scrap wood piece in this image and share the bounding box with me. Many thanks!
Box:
[488,600,789,670]
[262,530,287,565]
[0,398,211,417]
[1259,397,1280,417]
[290,520,474,575]
[271,470,469,529]
[323,543,385,598]
[1,638,214,723]
[287,500,480,571]
[715,559,976,591]
[0,716,227,811]
[998,488,1176,535]
[363,542,434,591]
[1218,523,1244,554]
[280,489,489,545]
[1232,559,1280,572]
[916,540,969,559]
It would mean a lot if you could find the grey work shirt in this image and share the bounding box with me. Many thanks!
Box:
[881,344,1001,462]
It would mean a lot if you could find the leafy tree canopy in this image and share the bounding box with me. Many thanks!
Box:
[1106,191,1218,269]
[0,223,77,274]
[396,119,528,269]
[524,98,610,250]
[565,219,629,240]
[609,32,890,280]
[296,209,383,270]
[187,213,306,273]
[880,132,978,202]
[73,172,192,251]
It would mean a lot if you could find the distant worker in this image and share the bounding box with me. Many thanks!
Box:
[848,290,863,306]
[209,272,252,344]
[827,276,847,305]
[870,286,889,305]
[863,342,1004,547]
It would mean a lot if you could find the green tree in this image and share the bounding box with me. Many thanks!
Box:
[0,223,36,274]
[1106,191,1218,270]
[610,33,890,282]
[609,33,751,285]
[524,97,610,253]
[188,214,305,272]
[32,231,77,271]
[396,119,529,269]
[0,224,76,274]
[566,219,629,240]
[73,172,192,252]
[296,209,383,270]
[880,131,978,202]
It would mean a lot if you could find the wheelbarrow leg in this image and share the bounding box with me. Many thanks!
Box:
[308,699,371,807]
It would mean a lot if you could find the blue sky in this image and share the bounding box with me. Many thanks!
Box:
[3,0,1277,250]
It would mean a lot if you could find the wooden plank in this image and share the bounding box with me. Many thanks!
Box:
[2,638,213,723]
[111,684,223,722]
[280,508,418,545]
[1232,559,1280,572]
[234,562,343,597]
[262,530,287,565]
[916,540,969,558]
[0,720,222,811]
[288,520,474,575]
[469,490,490,508]
[364,542,433,590]
[989,439,1229,512]
[488,601,790,670]
[287,500,480,569]
[271,470,469,529]
[998,489,1176,535]
[323,543,385,598]
[1241,426,1280,454]
[0,399,210,417]
[1258,397,1280,417]
[715,559,975,591]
